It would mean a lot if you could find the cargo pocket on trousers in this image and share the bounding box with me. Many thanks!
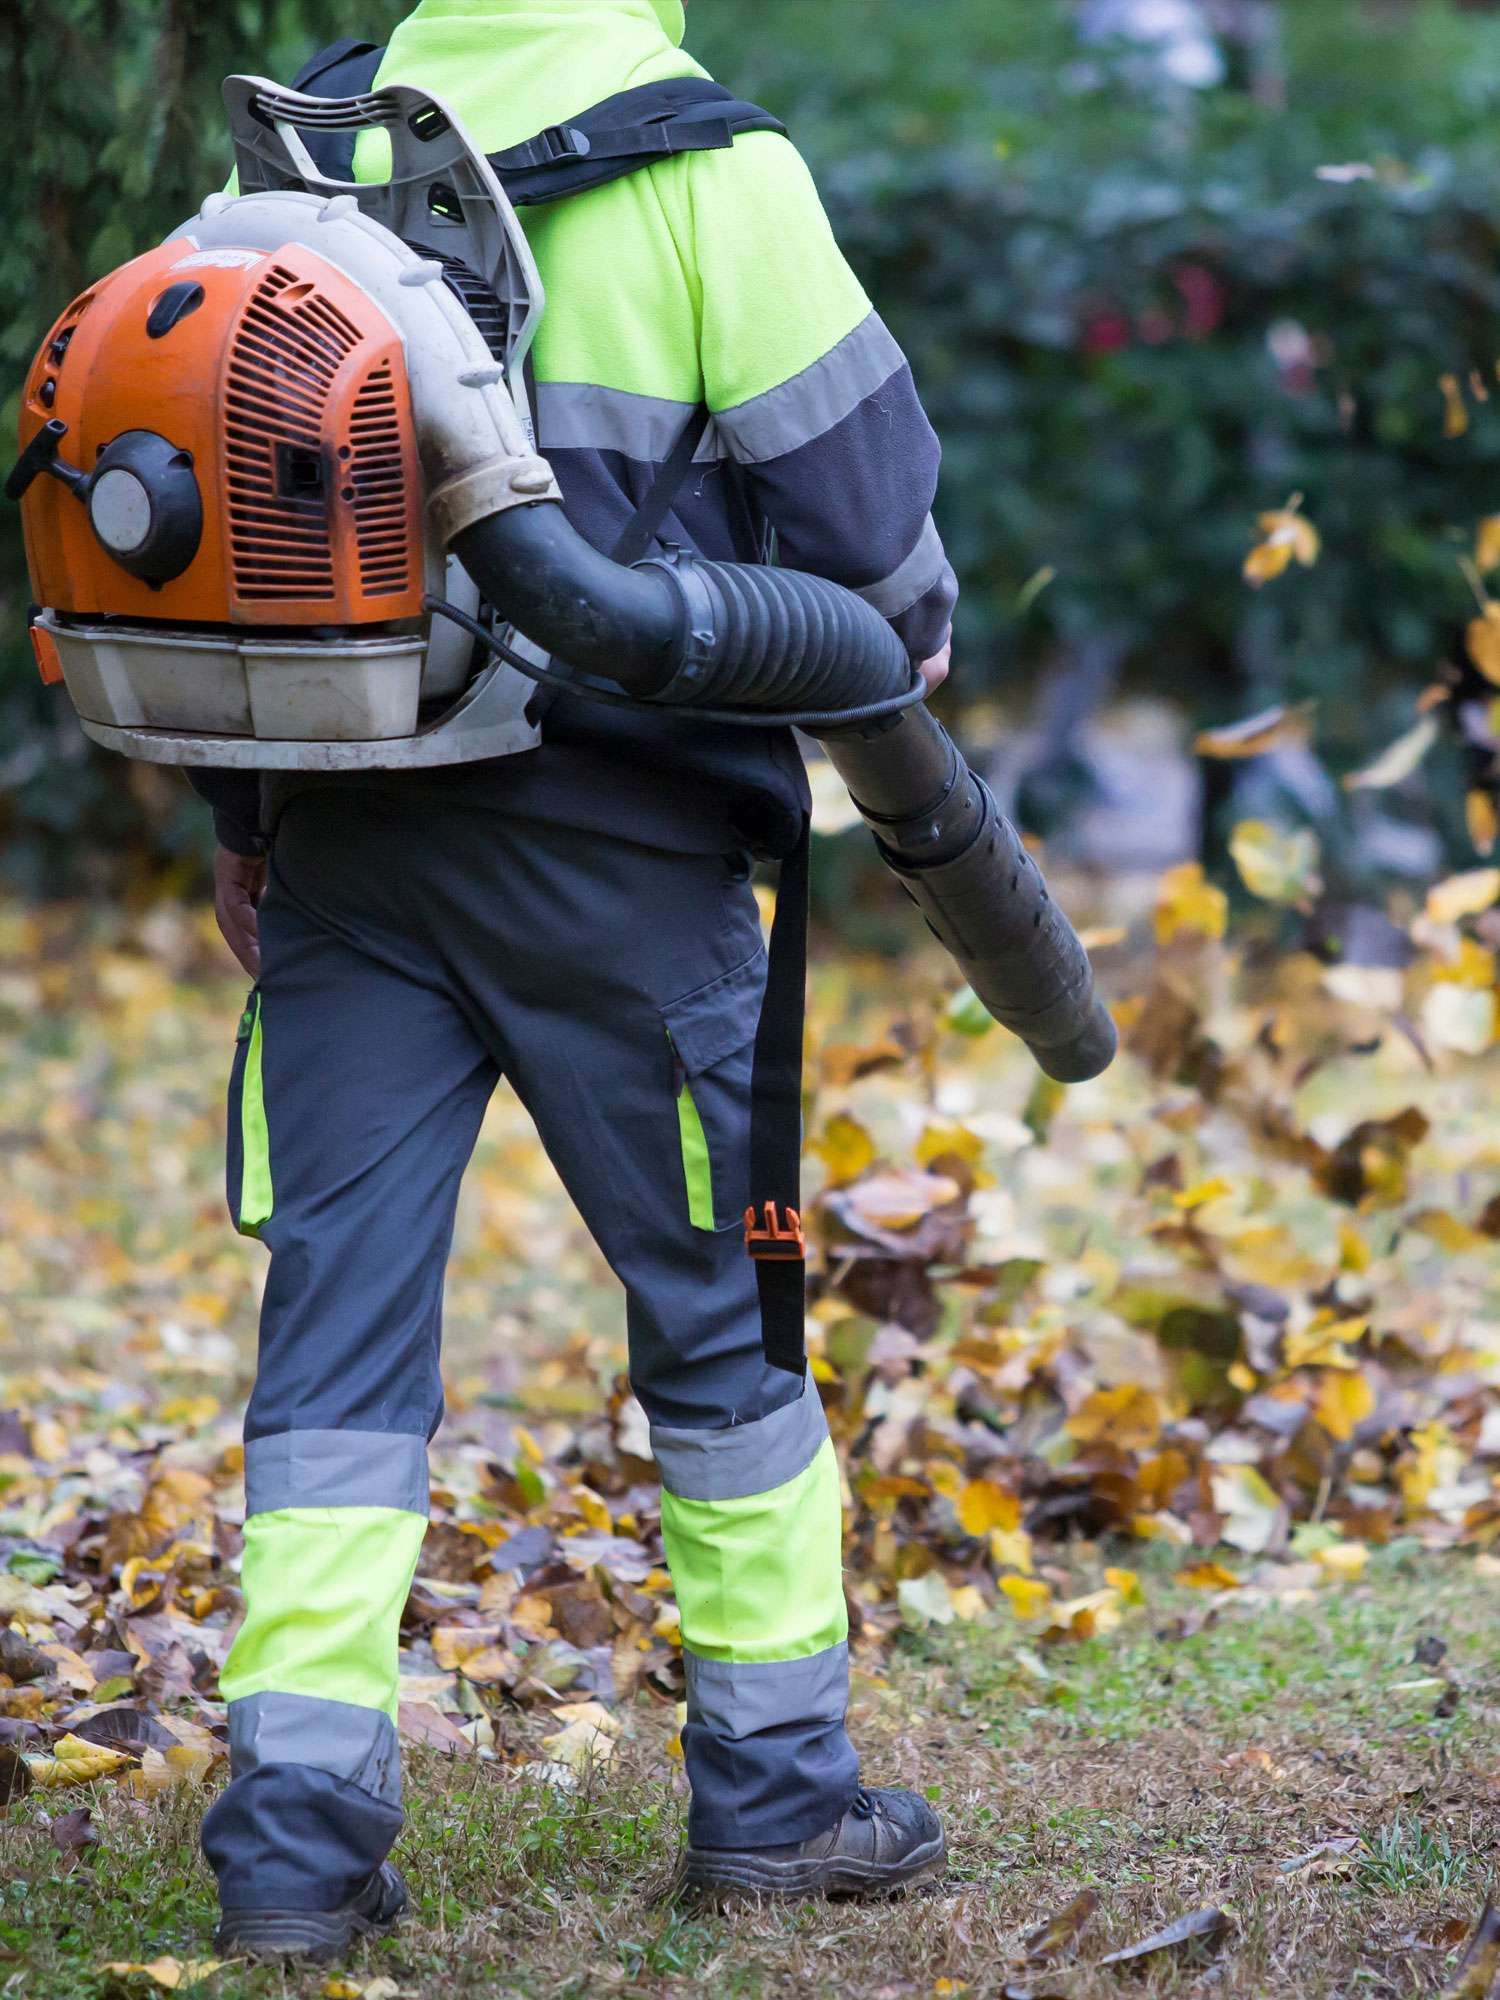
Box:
[226,988,274,1239]
[660,949,767,1234]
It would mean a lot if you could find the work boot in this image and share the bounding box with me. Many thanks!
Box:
[215,1861,409,1961]
[681,1787,946,1905]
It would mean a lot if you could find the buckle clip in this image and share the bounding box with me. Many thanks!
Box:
[744,1201,806,1262]
[537,124,591,162]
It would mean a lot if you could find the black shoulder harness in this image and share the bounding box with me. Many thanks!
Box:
[287,42,786,203]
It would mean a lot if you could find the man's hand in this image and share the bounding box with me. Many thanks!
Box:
[214,847,267,980]
[920,631,953,696]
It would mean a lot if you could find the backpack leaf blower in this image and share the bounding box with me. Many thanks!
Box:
[8,77,1115,1085]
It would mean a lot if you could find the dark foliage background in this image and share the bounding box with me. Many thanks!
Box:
[8,0,1500,885]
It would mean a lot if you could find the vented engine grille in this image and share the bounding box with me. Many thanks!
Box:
[224,263,417,610]
[348,362,409,597]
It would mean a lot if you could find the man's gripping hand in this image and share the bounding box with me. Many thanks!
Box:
[214,846,266,979]
[920,630,953,696]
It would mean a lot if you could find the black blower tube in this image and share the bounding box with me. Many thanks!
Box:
[453,504,1116,1084]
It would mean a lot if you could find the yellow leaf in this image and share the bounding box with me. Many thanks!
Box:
[1284,1314,1368,1370]
[989,1527,1035,1575]
[950,1584,988,1624]
[1173,1176,1233,1212]
[1179,1560,1243,1591]
[1425,868,1500,925]
[100,1961,221,1991]
[540,1701,621,1774]
[1442,372,1470,438]
[25,1732,134,1789]
[1000,1575,1054,1621]
[1467,788,1498,856]
[1314,1541,1369,1583]
[1468,606,1500,686]
[1244,499,1321,587]
[1314,1370,1375,1444]
[1339,1224,1372,1274]
[811,1113,877,1188]
[925,1459,962,1501]
[1154,861,1228,945]
[956,1478,1021,1537]
[28,1417,69,1464]
[1477,516,1500,573]
[1229,820,1322,905]
[572,1485,612,1534]
[1105,1566,1144,1606]
[915,1121,985,1171]
[1067,1384,1163,1453]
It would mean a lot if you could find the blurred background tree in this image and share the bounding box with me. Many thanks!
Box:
[8,0,1500,892]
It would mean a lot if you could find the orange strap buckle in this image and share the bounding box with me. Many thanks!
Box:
[744,1201,806,1262]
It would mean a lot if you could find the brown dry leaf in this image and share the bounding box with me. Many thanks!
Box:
[0,1745,33,1804]
[1278,1836,1359,1879]
[397,1702,473,1754]
[1443,1901,1500,1999]
[1098,1906,1234,1967]
[1067,1385,1163,1453]
[49,1804,99,1872]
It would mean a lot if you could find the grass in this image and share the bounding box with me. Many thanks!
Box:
[4,1545,1497,1999]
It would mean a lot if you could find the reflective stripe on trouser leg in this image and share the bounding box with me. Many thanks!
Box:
[652,1374,860,1848]
[202,1431,428,1912]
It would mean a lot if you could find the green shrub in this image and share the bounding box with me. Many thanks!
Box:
[7,0,1500,880]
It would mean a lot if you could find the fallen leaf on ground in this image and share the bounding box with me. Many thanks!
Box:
[1098,1906,1234,1967]
[48,1804,99,1871]
[25,1732,135,1789]
[1021,1887,1100,1963]
[1443,1902,1500,1998]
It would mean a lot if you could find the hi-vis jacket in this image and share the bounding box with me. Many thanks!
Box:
[200,0,957,857]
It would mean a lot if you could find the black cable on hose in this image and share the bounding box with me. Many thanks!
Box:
[423,595,928,730]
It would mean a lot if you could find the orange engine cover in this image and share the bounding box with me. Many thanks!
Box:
[18,238,425,629]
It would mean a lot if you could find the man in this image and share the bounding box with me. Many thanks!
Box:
[198,0,957,1958]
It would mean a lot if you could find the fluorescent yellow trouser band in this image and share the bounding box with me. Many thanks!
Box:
[238,994,274,1236]
[221,1507,427,1721]
[660,1437,848,1664]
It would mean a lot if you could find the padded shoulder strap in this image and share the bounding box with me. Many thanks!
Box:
[490,78,788,208]
[286,40,386,181]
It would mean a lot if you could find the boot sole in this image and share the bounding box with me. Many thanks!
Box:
[681,1829,947,1908]
[215,1902,405,1963]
